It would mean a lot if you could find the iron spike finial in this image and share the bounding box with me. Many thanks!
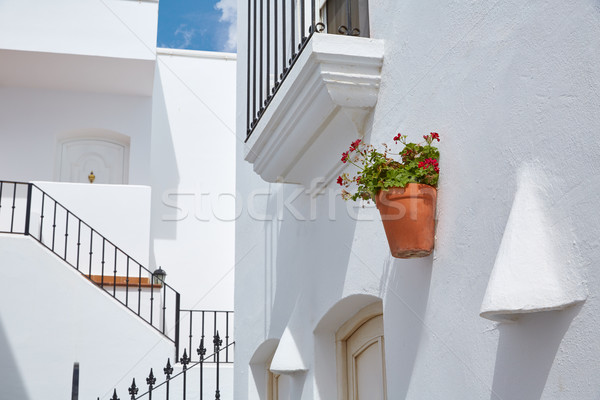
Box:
[110,389,120,400]
[146,368,156,387]
[197,337,207,360]
[214,331,223,349]
[128,378,139,399]
[180,348,190,368]
[163,358,173,379]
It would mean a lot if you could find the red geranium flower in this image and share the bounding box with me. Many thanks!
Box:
[341,151,349,163]
[430,132,440,141]
[349,139,362,151]
[337,176,343,185]
[393,133,402,141]
[419,158,439,171]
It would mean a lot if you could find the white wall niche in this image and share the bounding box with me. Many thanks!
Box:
[270,326,308,375]
[480,167,587,323]
[55,129,131,185]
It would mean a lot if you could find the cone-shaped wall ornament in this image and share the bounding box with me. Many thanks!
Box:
[480,167,586,322]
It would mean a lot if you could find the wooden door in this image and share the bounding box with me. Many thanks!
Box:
[341,312,386,400]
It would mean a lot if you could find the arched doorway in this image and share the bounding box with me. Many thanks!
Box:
[336,302,386,400]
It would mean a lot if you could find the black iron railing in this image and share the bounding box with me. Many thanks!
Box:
[246,0,321,141]
[245,0,371,141]
[105,333,234,400]
[0,181,181,355]
[179,310,234,363]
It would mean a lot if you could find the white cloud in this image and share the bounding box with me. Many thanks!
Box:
[174,24,196,49]
[215,0,237,52]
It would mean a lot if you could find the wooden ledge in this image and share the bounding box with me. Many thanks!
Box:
[87,275,162,289]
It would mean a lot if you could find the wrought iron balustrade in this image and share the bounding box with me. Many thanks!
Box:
[245,0,370,141]
[1,180,236,399]
[103,333,234,400]
[179,309,234,363]
[0,181,181,355]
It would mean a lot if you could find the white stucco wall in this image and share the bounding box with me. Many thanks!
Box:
[0,2,238,397]
[0,235,174,399]
[0,0,157,95]
[0,87,153,185]
[235,1,600,399]
[150,50,237,312]
[32,182,152,266]
[0,0,157,60]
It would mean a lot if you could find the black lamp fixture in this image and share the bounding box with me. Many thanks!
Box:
[153,267,167,285]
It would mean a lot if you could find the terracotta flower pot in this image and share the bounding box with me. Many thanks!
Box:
[375,183,437,258]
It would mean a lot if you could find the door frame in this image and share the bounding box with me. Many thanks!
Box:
[335,301,386,400]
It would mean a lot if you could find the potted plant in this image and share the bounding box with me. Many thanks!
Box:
[337,133,440,258]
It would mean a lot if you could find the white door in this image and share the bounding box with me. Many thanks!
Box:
[59,139,128,184]
[345,314,386,400]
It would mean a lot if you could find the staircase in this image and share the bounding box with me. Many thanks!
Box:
[0,180,234,399]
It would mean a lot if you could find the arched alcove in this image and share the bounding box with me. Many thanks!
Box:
[313,294,384,400]
[55,129,131,184]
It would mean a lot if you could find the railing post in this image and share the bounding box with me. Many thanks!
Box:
[10,183,17,233]
[71,362,79,400]
[175,293,181,361]
[163,359,173,400]
[162,283,167,334]
[188,310,193,360]
[146,368,156,400]
[24,183,32,236]
[214,332,222,400]
[197,338,206,400]
[149,275,154,325]
[39,192,45,241]
[180,349,190,400]
[225,312,230,363]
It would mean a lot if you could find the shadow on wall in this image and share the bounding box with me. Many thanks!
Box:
[0,317,31,399]
[249,339,280,400]
[150,68,180,267]
[265,187,359,400]
[490,304,582,400]
[267,186,358,338]
[288,371,307,399]
[382,255,433,400]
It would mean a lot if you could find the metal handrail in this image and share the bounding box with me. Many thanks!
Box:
[0,180,181,356]
[246,0,320,141]
[179,309,234,363]
[109,338,235,400]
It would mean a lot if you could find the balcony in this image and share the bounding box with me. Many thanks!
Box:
[244,0,384,191]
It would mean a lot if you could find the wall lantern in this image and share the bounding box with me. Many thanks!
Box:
[153,267,167,285]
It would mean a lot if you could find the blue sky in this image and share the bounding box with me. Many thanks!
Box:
[157,0,237,52]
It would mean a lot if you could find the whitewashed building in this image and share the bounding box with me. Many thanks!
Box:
[234,1,600,399]
[0,0,236,398]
